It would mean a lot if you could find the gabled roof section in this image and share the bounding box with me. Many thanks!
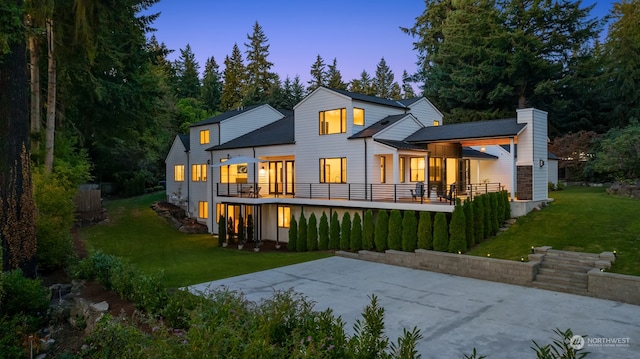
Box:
[329,88,407,109]
[499,144,558,160]
[178,134,190,151]
[374,138,428,151]
[397,97,421,106]
[206,112,294,151]
[190,104,264,127]
[349,114,408,139]
[463,147,498,159]
[405,118,525,143]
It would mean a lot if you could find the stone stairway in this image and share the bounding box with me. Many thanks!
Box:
[532,249,600,295]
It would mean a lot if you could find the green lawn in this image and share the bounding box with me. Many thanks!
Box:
[467,186,640,276]
[80,192,331,288]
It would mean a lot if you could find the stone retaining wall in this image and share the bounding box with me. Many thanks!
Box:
[588,269,640,306]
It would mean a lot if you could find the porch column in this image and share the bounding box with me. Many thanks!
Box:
[476,160,481,183]
[423,154,429,183]
[392,152,399,183]
[510,137,516,201]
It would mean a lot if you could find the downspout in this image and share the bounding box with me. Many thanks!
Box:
[186,150,190,213]
[364,138,368,199]
[210,151,214,234]
[510,137,516,202]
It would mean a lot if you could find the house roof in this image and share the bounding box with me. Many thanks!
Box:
[206,112,294,151]
[499,144,559,160]
[374,138,428,151]
[330,88,408,109]
[405,118,526,143]
[397,97,421,106]
[190,104,264,127]
[349,114,408,139]
[178,134,190,151]
[463,147,498,159]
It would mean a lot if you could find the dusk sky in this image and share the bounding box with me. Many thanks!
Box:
[145,0,616,87]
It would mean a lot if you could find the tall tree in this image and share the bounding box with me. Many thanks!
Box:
[350,70,375,95]
[291,74,306,103]
[307,54,327,92]
[401,70,417,99]
[372,57,396,99]
[327,58,347,90]
[220,43,246,110]
[200,56,222,112]
[244,21,275,103]
[175,44,200,99]
[0,0,38,276]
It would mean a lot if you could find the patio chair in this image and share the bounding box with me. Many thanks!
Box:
[410,182,426,201]
[439,183,456,202]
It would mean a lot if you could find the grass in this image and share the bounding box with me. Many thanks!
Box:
[80,192,331,288]
[467,186,640,276]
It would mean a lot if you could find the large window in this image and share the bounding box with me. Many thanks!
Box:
[220,159,248,183]
[198,201,208,219]
[319,108,346,135]
[400,158,406,183]
[191,164,207,182]
[320,157,347,183]
[410,157,425,182]
[174,165,184,182]
[429,157,443,182]
[278,206,290,228]
[200,129,210,144]
[354,108,364,126]
[216,203,225,223]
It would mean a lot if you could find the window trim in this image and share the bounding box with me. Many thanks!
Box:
[319,108,347,135]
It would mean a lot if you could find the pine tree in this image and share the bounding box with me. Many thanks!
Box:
[351,212,362,251]
[244,21,275,103]
[490,192,499,235]
[503,190,511,221]
[349,70,374,95]
[291,75,306,103]
[329,211,340,250]
[327,58,347,90]
[483,195,492,239]
[463,199,475,248]
[218,215,226,246]
[402,210,417,252]
[288,216,297,252]
[473,195,485,242]
[297,212,308,252]
[200,56,222,112]
[417,211,433,250]
[237,215,245,245]
[220,43,246,110]
[388,209,403,250]
[372,57,396,99]
[175,44,200,99]
[307,213,318,251]
[362,209,375,250]
[340,212,351,250]
[433,212,449,252]
[401,70,417,99]
[374,210,389,251]
[448,201,467,253]
[307,54,327,92]
[318,212,329,250]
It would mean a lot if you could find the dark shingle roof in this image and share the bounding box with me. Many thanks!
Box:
[178,134,190,151]
[397,97,421,106]
[206,113,294,151]
[405,118,525,143]
[463,147,498,159]
[329,88,407,109]
[374,139,428,151]
[349,114,408,139]
[499,144,558,160]
[190,104,264,127]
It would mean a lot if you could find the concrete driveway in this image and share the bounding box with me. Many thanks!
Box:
[189,256,640,358]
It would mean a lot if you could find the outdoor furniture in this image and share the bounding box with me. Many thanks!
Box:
[410,182,426,201]
[439,183,456,202]
[250,187,261,198]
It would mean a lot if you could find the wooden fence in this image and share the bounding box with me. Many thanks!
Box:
[74,189,102,213]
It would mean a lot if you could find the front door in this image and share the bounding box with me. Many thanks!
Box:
[269,161,283,194]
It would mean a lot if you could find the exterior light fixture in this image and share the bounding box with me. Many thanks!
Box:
[457,250,462,254]
[613,250,617,257]
[539,159,545,167]
[520,256,525,262]
[531,246,535,254]
[600,268,605,272]
[487,253,491,257]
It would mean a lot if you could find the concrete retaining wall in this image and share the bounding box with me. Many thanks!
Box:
[588,269,640,306]
[340,249,540,286]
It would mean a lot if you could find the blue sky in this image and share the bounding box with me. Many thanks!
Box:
[146,0,615,86]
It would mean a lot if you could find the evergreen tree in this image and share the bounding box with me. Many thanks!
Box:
[318,212,329,250]
[463,199,475,248]
[244,21,275,104]
[372,57,397,99]
[200,56,222,112]
[374,210,389,252]
[390,82,402,100]
[401,70,417,99]
[340,212,351,250]
[288,215,297,252]
[490,192,499,235]
[237,215,245,245]
[220,43,246,110]
[362,209,375,250]
[448,201,467,253]
[503,190,511,221]
[351,212,362,251]
[349,70,375,95]
[473,195,485,242]
[307,54,327,92]
[433,212,449,252]
[175,44,200,99]
[417,211,433,250]
[329,211,340,250]
[496,190,505,225]
[402,210,418,252]
[291,75,306,103]
[297,212,308,252]
[483,195,492,239]
[307,213,318,251]
[327,58,347,90]
[218,215,226,246]
[388,209,403,250]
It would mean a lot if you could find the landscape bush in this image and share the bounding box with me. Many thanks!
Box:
[0,270,50,331]
[218,215,226,246]
[463,199,475,247]
[362,209,375,250]
[402,210,417,252]
[351,212,363,251]
[318,212,329,250]
[448,201,467,253]
[502,190,511,220]
[288,215,298,252]
[417,211,433,250]
[473,195,485,242]
[482,195,492,239]
[329,212,340,250]
[490,193,499,234]
[297,212,308,252]
[388,209,403,250]
[374,210,389,251]
[307,213,318,251]
[340,212,352,250]
[433,212,449,252]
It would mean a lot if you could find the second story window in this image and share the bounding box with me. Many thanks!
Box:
[191,164,207,182]
[320,157,347,183]
[174,165,184,182]
[319,108,346,135]
[200,129,210,144]
[354,108,364,126]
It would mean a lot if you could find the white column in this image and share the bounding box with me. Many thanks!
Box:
[392,152,399,183]
[510,137,516,201]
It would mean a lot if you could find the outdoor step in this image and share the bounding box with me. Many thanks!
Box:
[535,273,588,287]
[539,260,594,273]
[537,268,589,281]
[531,281,589,296]
[545,249,599,260]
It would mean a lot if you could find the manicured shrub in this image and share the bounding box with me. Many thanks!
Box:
[388,209,403,250]
[307,213,318,251]
[502,190,511,220]
[417,211,433,249]
[473,195,485,242]
[402,210,418,252]
[374,210,388,251]
[490,192,499,235]
[362,209,375,250]
[218,215,226,246]
[340,212,352,250]
[329,212,340,250]
[496,191,505,225]
[482,195,492,239]
[351,212,363,251]
[433,212,449,252]
[247,214,254,242]
[318,212,329,250]
[448,201,467,253]
[463,199,475,247]
[288,216,298,252]
[237,215,245,245]
[297,212,308,252]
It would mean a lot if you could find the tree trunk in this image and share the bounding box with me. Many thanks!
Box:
[0,0,38,277]
[44,18,56,174]
[29,34,41,153]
